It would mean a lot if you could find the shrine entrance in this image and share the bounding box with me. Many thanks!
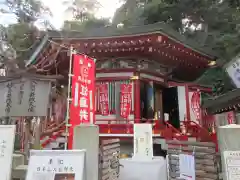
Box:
[140,81,180,128]
[140,81,154,120]
[162,87,180,128]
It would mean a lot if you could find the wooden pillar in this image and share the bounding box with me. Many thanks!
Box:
[134,78,141,123]
[155,89,163,119]
[24,118,31,162]
[33,117,41,150]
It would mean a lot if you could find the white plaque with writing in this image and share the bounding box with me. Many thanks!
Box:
[26,150,86,180]
[0,125,15,180]
[224,151,240,180]
[133,124,153,161]
[179,154,195,180]
[225,55,240,88]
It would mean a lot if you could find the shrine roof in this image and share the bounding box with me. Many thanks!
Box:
[46,22,217,58]
[0,72,62,83]
[25,22,218,82]
[202,89,240,114]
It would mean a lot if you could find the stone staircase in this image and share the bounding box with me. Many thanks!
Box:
[39,120,216,151]
[154,120,216,151]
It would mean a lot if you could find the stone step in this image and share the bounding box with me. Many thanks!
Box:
[187,137,197,142]
[12,153,25,169]
[12,153,26,180]
[12,165,27,180]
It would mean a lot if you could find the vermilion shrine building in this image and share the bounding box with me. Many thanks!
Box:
[25,22,219,150]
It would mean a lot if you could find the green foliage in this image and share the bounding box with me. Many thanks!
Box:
[63,18,110,31]
[6,23,38,62]
[113,0,240,91]
[0,0,51,65]
[63,0,101,22]
[114,0,240,59]
[112,0,146,26]
[1,0,51,23]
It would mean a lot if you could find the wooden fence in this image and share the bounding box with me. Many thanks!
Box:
[166,140,220,180]
[99,139,120,180]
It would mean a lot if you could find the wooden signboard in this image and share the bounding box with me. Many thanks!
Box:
[0,78,51,117]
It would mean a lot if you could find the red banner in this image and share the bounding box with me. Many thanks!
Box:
[99,83,109,115]
[68,54,95,149]
[227,111,235,124]
[190,91,201,121]
[120,83,132,119]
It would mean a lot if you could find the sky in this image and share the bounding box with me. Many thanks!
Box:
[0,0,123,29]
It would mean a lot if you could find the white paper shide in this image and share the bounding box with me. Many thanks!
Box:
[179,154,195,180]
[26,150,86,180]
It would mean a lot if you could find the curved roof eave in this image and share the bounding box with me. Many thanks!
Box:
[25,22,218,67]
[202,89,240,110]
[47,22,218,59]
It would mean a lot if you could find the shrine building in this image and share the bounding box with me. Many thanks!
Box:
[25,22,219,151]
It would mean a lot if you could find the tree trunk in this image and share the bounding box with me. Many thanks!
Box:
[201,23,209,45]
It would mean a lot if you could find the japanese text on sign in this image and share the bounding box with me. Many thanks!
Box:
[26,150,86,180]
[36,158,74,172]
[69,54,95,149]
[5,82,13,114]
[120,84,132,119]
[79,84,89,122]
[18,81,24,105]
[70,55,95,124]
[28,81,37,113]
[99,83,109,115]
[0,140,6,157]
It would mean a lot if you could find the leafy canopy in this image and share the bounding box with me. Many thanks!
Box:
[113,0,240,91]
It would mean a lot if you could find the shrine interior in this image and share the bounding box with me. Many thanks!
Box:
[162,87,179,128]
[140,82,179,128]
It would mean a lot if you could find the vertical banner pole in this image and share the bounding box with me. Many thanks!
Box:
[65,46,73,150]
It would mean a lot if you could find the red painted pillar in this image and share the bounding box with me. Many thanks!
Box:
[134,78,141,123]
[185,85,190,121]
